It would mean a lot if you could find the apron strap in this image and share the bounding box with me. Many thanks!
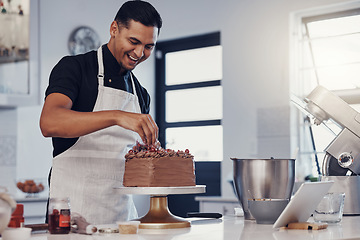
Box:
[97,46,105,86]
[97,45,138,100]
[129,72,138,99]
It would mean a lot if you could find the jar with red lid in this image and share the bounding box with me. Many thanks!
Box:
[8,204,24,228]
[48,198,71,234]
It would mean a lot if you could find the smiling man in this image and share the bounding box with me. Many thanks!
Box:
[108,19,158,73]
[40,1,162,224]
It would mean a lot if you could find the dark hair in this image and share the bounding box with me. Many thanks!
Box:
[114,0,162,35]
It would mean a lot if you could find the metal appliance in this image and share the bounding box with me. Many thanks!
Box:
[303,85,360,215]
[231,158,295,220]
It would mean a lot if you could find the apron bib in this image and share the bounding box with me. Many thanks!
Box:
[49,46,140,224]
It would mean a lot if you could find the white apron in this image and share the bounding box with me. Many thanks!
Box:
[50,46,140,224]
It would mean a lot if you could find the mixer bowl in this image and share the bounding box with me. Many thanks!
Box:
[248,199,289,224]
[231,158,295,220]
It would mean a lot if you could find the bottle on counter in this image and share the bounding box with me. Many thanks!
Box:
[48,197,71,234]
[8,203,24,228]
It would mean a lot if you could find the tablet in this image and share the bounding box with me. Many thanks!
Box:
[273,181,334,228]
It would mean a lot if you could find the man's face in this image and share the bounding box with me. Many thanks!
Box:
[108,19,158,74]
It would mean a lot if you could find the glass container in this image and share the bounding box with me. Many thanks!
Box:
[48,197,71,234]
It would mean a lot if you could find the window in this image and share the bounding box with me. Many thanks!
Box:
[155,32,222,162]
[156,32,222,217]
[291,3,360,177]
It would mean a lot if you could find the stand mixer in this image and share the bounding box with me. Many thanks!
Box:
[303,85,360,215]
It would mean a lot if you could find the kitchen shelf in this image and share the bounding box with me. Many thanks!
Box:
[0,0,40,107]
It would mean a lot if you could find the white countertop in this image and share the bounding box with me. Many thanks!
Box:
[15,215,360,240]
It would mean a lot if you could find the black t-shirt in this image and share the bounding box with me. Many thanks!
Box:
[45,44,150,157]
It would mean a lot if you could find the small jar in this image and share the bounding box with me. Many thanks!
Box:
[48,197,71,234]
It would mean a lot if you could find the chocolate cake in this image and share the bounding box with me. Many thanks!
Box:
[123,142,196,187]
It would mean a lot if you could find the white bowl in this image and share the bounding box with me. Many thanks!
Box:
[2,227,32,240]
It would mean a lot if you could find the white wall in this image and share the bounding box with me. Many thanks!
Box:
[12,0,350,201]
[0,109,17,194]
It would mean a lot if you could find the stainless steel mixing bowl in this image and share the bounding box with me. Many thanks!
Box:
[248,199,289,224]
[231,158,295,220]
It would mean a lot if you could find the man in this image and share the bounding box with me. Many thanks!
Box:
[40,0,162,224]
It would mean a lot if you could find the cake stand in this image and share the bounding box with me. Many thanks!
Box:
[114,185,206,229]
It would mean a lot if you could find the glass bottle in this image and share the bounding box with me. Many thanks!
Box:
[8,204,24,228]
[48,197,71,234]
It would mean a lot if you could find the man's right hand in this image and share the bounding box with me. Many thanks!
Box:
[113,111,158,146]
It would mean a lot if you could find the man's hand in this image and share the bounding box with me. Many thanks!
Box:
[113,111,158,145]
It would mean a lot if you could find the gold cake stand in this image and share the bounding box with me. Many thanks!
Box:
[114,185,206,229]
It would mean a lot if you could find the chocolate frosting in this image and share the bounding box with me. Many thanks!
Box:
[123,144,196,187]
